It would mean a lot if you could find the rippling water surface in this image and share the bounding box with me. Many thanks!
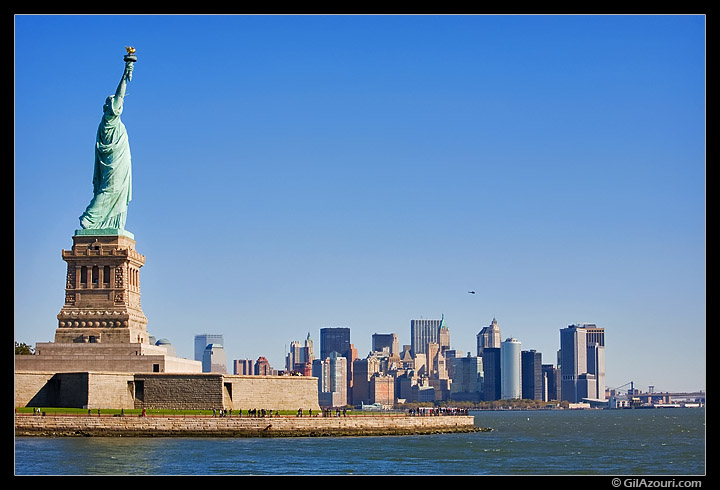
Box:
[14,408,705,476]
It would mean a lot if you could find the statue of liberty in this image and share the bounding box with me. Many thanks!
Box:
[79,48,136,230]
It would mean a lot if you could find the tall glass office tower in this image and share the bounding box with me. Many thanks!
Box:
[410,315,448,356]
[501,337,522,399]
[560,324,605,402]
[521,349,543,400]
[320,327,350,360]
[202,343,226,373]
[482,347,501,401]
[194,334,224,362]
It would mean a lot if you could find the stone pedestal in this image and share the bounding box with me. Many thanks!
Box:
[55,229,149,345]
[15,229,202,375]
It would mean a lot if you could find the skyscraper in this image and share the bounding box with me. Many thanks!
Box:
[477,317,502,356]
[194,334,224,362]
[286,332,316,372]
[304,332,315,361]
[449,354,484,402]
[542,364,561,401]
[234,359,253,375]
[481,347,501,401]
[521,350,543,400]
[254,356,271,375]
[585,325,606,399]
[202,343,226,373]
[320,327,351,360]
[352,356,381,405]
[560,324,605,402]
[286,340,302,371]
[587,343,605,399]
[438,317,450,353]
[501,337,522,400]
[560,324,586,403]
[410,315,447,356]
[372,333,399,357]
[313,352,347,408]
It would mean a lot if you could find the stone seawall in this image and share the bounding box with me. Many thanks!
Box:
[15,414,482,438]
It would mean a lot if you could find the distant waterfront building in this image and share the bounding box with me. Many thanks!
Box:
[577,372,598,400]
[481,347,501,401]
[287,340,302,371]
[438,317,450,353]
[410,315,447,356]
[312,358,330,394]
[501,338,522,400]
[412,377,436,403]
[521,350,543,400]
[202,343,226,373]
[330,353,348,406]
[254,356,271,375]
[413,352,427,377]
[400,345,413,366]
[444,349,461,379]
[320,327,351,359]
[194,334,224,362]
[560,324,606,403]
[372,333,399,357]
[352,357,381,406]
[294,362,313,377]
[313,353,347,408]
[450,354,484,402]
[286,332,316,372]
[585,325,606,400]
[542,364,561,401]
[425,342,449,380]
[233,359,253,375]
[346,343,358,406]
[396,369,418,402]
[370,374,395,406]
[560,324,586,403]
[304,332,315,362]
[477,317,502,356]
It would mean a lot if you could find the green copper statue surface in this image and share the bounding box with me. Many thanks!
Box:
[79,49,136,230]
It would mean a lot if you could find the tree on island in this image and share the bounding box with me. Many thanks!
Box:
[15,342,35,355]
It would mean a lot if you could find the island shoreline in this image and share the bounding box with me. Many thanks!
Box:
[15,414,489,438]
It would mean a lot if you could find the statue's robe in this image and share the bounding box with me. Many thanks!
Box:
[79,94,132,230]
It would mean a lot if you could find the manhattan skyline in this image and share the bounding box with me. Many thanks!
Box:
[14,14,705,393]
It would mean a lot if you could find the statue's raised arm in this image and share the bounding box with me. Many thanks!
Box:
[79,49,137,231]
[114,61,133,102]
[106,52,135,117]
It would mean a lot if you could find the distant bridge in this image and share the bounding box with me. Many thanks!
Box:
[586,391,705,408]
[634,392,705,404]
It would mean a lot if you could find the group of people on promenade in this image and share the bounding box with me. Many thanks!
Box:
[297,408,347,417]
[210,408,350,418]
[408,407,470,416]
[20,406,470,417]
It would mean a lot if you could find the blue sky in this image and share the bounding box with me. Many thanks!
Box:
[14,14,705,393]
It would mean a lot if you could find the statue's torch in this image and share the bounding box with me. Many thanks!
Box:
[123,46,137,81]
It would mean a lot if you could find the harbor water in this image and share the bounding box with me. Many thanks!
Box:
[14,407,705,476]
